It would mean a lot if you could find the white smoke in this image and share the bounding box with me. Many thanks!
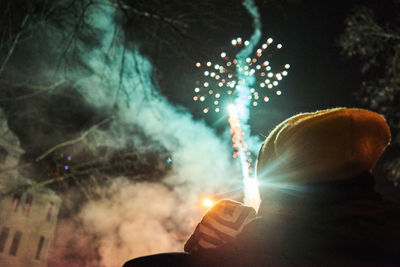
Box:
[80,181,185,267]
[71,4,240,190]
[0,108,25,193]
[45,3,242,266]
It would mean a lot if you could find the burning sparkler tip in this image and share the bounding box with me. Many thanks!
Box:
[228,104,237,113]
[203,198,214,208]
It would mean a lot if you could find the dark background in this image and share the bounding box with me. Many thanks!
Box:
[156,0,382,135]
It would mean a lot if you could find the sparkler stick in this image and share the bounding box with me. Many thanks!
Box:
[228,104,261,211]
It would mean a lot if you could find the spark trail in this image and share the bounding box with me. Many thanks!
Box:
[193,0,290,212]
[233,0,262,211]
[227,104,259,210]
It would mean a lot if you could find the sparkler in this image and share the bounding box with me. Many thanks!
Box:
[228,104,260,210]
[193,0,289,212]
[202,198,214,208]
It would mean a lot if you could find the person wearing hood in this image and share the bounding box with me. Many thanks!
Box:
[123,107,400,266]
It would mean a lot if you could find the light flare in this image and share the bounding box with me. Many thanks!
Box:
[203,198,214,208]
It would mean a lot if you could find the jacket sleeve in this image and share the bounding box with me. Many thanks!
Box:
[184,199,256,253]
[187,217,290,267]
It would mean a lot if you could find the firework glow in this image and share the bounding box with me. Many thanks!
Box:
[193,0,289,212]
[194,39,289,115]
[228,104,261,210]
[202,198,214,208]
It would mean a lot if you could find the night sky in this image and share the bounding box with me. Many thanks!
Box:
[1,1,399,265]
[157,0,393,136]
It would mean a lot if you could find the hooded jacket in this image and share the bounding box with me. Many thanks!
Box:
[189,172,400,266]
[188,108,400,266]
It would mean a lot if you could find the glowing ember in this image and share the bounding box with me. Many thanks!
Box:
[203,198,214,208]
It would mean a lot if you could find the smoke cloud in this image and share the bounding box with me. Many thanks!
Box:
[80,181,187,266]
[27,3,244,266]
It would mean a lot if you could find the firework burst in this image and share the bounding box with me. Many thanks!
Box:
[193,35,290,211]
[193,37,290,114]
[192,1,289,212]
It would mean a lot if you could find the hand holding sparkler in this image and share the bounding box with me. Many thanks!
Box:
[184,199,256,253]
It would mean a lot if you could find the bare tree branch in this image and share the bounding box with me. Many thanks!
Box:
[35,116,114,162]
[0,79,66,102]
[103,0,189,29]
[0,14,30,76]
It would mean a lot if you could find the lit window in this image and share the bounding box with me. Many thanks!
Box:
[9,231,22,256]
[46,202,54,222]
[11,193,21,212]
[35,236,45,260]
[23,194,33,217]
[0,227,10,252]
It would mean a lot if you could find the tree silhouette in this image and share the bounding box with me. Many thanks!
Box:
[340,4,400,186]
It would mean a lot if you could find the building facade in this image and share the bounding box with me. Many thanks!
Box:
[0,186,61,267]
